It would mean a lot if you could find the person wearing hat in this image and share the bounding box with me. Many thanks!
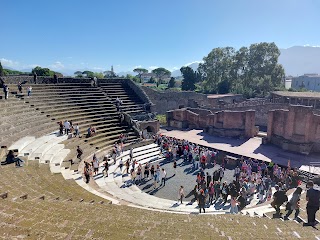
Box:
[304,181,320,227]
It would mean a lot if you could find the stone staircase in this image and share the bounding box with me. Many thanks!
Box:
[99,82,147,116]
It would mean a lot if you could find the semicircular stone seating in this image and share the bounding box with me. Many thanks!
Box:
[2,81,320,239]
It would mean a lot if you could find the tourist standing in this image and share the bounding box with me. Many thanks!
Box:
[92,155,99,176]
[84,162,91,184]
[64,120,70,135]
[17,82,22,93]
[160,168,167,186]
[33,72,37,84]
[27,86,32,97]
[198,189,206,213]
[3,84,9,100]
[305,181,320,227]
[74,123,80,137]
[178,186,184,204]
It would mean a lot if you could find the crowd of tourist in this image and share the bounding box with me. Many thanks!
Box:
[151,134,311,217]
[80,131,320,226]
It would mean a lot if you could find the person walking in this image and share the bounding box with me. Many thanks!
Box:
[284,187,302,220]
[119,158,123,174]
[173,160,177,176]
[76,146,83,161]
[304,181,320,227]
[271,185,288,218]
[125,160,130,174]
[178,186,184,204]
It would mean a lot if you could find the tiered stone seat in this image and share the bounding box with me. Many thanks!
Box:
[0,91,57,148]
[99,82,146,115]
[21,84,138,150]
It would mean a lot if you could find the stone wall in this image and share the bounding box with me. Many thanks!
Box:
[267,105,320,154]
[167,108,257,138]
[141,87,210,114]
[213,103,289,129]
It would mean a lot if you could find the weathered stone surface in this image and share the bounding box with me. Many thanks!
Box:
[267,105,320,154]
[167,108,256,138]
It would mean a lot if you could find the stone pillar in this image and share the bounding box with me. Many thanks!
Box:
[284,106,295,140]
[245,110,255,138]
[267,111,274,142]
[166,111,173,127]
[303,108,313,142]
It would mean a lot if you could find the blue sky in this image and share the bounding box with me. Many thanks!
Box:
[1,0,319,75]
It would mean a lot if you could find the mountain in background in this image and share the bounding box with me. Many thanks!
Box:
[279,46,320,76]
[171,62,200,77]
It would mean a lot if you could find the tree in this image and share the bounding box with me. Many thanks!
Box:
[74,71,83,77]
[82,71,94,78]
[148,77,155,83]
[94,72,104,79]
[32,66,54,76]
[0,61,4,76]
[198,42,285,97]
[168,77,176,88]
[152,67,171,86]
[198,47,235,93]
[133,68,148,83]
[180,66,197,91]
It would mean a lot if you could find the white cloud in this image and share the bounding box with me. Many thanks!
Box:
[148,66,158,71]
[0,58,20,68]
[132,65,142,70]
[303,44,320,48]
[50,61,65,69]
[184,60,203,66]
[171,66,179,71]
[92,67,105,71]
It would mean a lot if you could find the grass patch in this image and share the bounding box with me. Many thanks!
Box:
[155,114,167,126]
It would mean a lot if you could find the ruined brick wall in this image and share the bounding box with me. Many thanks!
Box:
[142,87,210,114]
[167,108,256,138]
[268,105,320,153]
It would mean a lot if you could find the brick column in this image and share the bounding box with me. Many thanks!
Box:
[284,106,295,140]
[267,110,274,141]
[245,110,255,138]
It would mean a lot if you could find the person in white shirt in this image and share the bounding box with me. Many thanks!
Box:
[27,86,32,97]
[74,123,80,137]
[64,120,70,135]
[92,156,99,176]
[160,168,167,186]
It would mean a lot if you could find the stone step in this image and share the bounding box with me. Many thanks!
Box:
[49,149,71,173]
[28,135,69,160]
[8,136,36,152]
[41,144,65,164]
